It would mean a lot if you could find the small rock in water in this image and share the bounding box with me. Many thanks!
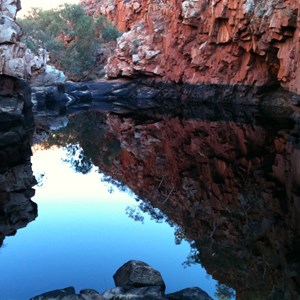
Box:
[166,287,213,300]
[102,286,125,299]
[80,289,104,300]
[29,286,77,300]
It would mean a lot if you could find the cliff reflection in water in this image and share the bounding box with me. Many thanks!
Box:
[0,77,37,248]
[43,104,300,300]
[0,161,37,248]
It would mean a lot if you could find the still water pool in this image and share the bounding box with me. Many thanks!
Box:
[0,147,217,300]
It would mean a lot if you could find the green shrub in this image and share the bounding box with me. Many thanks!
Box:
[95,15,122,41]
[18,5,121,79]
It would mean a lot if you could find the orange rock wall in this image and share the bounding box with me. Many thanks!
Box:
[82,0,300,94]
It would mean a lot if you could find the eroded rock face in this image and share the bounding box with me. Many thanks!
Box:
[0,1,65,85]
[26,48,66,87]
[82,0,300,94]
[0,0,27,79]
[0,1,37,247]
[0,0,21,18]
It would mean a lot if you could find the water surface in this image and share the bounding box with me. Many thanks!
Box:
[1,100,300,300]
[0,146,216,299]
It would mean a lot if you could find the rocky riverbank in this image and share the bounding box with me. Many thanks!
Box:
[30,260,213,300]
[31,79,300,118]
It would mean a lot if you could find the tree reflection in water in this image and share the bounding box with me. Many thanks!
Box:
[62,144,93,174]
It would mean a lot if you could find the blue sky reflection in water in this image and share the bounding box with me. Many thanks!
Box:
[0,146,217,300]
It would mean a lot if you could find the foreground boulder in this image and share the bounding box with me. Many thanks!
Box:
[30,260,213,300]
[113,260,166,292]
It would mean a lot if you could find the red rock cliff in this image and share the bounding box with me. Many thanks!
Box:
[81,0,300,94]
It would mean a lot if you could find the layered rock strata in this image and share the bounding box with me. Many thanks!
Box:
[0,0,65,86]
[0,1,37,247]
[82,0,300,94]
[0,0,26,78]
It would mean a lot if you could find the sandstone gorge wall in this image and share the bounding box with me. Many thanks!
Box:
[0,0,27,79]
[82,0,300,94]
[0,0,65,86]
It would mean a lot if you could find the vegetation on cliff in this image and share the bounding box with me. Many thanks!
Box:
[18,4,121,81]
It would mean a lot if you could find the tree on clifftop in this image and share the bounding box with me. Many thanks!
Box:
[18,4,121,80]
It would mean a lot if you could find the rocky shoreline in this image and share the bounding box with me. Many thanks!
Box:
[32,79,300,119]
[30,260,213,300]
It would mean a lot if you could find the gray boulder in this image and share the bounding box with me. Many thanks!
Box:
[30,287,105,300]
[80,289,104,300]
[110,286,168,300]
[30,287,79,300]
[30,64,66,87]
[0,14,21,43]
[166,287,213,300]
[113,260,166,292]
[102,287,125,299]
